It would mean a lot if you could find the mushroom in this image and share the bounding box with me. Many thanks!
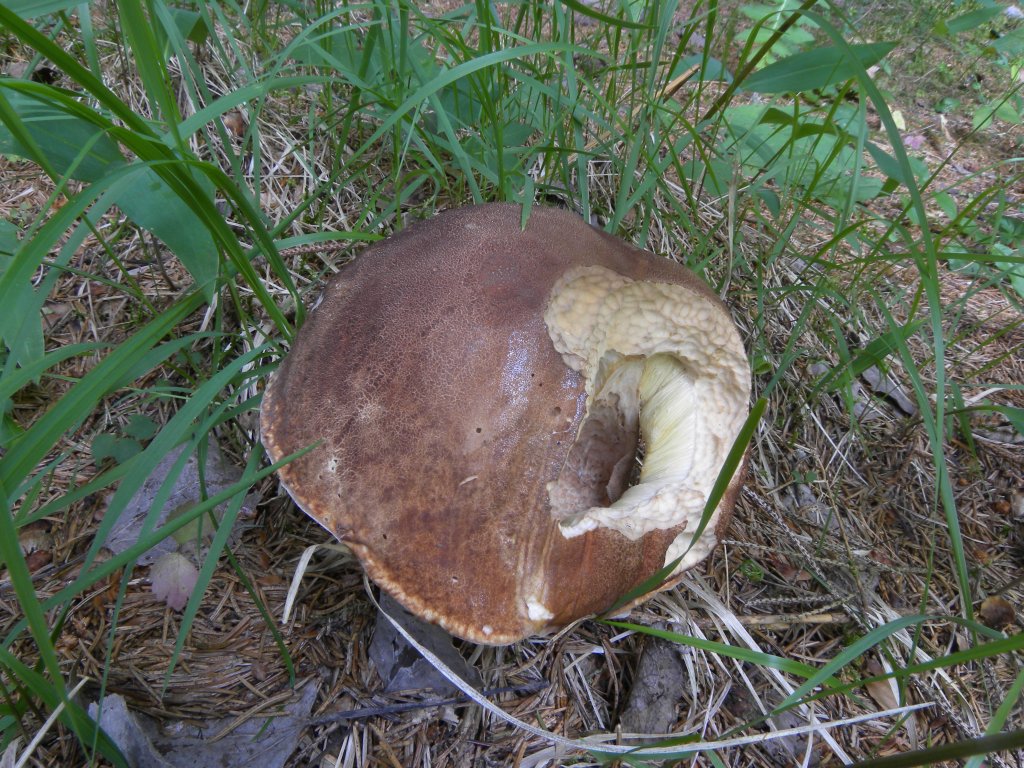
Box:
[261,203,750,644]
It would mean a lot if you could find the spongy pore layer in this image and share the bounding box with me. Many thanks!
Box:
[544,265,751,574]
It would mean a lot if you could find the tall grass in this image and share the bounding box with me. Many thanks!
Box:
[1,0,1022,764]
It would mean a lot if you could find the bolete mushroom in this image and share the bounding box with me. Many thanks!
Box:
[261,203,750,644]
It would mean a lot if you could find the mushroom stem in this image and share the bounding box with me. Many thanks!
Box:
[637,353,696,485]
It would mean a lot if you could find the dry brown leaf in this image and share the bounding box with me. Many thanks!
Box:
[223,110,246,137]
[979,596,1016,629]
[863,658,899,711]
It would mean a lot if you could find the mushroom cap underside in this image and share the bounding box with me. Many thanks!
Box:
[260,203,750,644]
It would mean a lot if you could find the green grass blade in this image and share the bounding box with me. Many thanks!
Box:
[163,446,271,693]
[2,448,311,651]
[799,7,969,622]
[0,293,203,492]
[854,730,1024,767]
[742,42,897,93]
[0,343,106,402]
[0,494,127,766]
[965,667,1024,768]
[604,620,827,683]
[0,645,127,766]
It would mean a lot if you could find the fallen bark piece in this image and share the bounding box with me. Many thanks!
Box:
[618,637,687,735]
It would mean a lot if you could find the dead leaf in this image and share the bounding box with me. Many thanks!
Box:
[4,62,30,78]
[1012,491,1024,520]
[903,133,926,151]
[861,365,917,416]
[223,110,246,137]
[150,552,199,612]
[370,593,481,695]
[864,658,899,711]
[88,684,316,768]
[18,521,52,556]
[767,554,799,580]
[18,522,53,573]
[0,738,19,768]
[979,596,1015,629]
[24,549,52,572]
[103,437,257,566]
[724,687,815,765]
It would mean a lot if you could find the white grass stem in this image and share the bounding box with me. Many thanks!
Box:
[684,573,855,763]
[367,577,930,760]
[281,542,351,624]
[16,677,89,768]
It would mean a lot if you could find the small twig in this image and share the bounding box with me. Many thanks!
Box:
[276,244,353,261]
[991,572,1024,595]
[692,611,854,631]
[139,233,178,292]
[308,681,549,726]
[743,487,871,631]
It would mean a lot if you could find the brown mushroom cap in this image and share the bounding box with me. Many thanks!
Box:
[261,203,750,644]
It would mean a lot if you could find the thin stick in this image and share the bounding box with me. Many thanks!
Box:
[693,612,854,630]
[308,681,549,726]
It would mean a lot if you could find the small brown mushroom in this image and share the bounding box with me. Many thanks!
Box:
[261,203,750,644]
